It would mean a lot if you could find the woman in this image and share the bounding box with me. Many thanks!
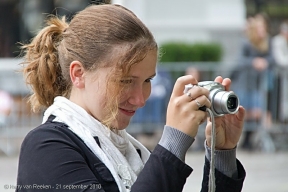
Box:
[232,14,275,150]
[17,4,246,192]
[272,21,288,122]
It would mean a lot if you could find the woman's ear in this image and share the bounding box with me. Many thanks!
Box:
[70,61,85,88]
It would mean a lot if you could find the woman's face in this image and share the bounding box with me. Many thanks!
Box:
[256,20,267,39]
[80,50,157,130]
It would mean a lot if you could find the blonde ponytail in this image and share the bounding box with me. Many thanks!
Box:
[22,17,69,112]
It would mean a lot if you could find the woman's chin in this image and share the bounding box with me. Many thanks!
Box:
[111,119,130,130]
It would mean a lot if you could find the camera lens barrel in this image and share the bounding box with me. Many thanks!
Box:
[198,81,240,116]
[210,90,239,116]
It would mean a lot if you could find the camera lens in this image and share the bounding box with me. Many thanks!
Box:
[211,91,239,116]
[227,96,237,110]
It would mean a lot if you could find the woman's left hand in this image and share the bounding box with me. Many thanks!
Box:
[205,76,246,150]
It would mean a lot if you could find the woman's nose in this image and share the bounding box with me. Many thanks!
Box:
[128,88,146,107]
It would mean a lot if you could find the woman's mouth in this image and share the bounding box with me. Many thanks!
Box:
[119,108,136,116]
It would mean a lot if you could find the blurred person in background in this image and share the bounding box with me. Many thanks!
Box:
[16,3,246,192]
[18,0,55,43]
[0,0,20,57]
[0,90,13,128]
[272,20,288,123]
[18,0,91,42]
[231,14,276,150]
[185,66,201,81]
[53,0,90,21]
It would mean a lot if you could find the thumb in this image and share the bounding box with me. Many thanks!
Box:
[236,106,246,121]
[205,121,212,137]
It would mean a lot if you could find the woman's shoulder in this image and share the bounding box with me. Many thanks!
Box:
[21,115,81,151]
[25,115,68,138]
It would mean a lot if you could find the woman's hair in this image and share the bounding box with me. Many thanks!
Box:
[22,4,157,126]
[246,14,269,52]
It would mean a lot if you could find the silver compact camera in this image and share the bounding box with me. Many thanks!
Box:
[184,81,239,116]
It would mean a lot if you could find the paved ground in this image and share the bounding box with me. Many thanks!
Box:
[183,150,288,192]
[0,149,288,192]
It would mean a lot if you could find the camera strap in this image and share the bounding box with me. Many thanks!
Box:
[206,108,216,192]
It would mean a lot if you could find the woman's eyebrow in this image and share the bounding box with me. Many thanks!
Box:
[130,73,156,79]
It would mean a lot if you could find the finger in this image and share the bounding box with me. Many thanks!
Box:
[187,109,208,126]
[214,76,223,83]
[172,75,198,97]
[196,95,211,109]
[222,78,231,91]
[184,94,211,111]
[214,76,231,91]
[205,121,212,137]
[195,110,208,125]
[185,91,195,101]
[184,85,209,101]
[199,113,208,125]
[236,106,246,121]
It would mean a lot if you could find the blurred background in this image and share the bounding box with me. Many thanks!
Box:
[0,0,288,191]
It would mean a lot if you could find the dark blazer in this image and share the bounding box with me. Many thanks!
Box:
[17,115,245,192]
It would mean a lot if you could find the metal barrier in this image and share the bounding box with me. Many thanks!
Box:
[0,59,287,155]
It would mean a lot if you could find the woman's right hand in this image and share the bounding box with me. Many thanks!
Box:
[252,57,268,71]
[166,75,211,138]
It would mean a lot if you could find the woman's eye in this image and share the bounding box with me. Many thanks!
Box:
[120,79,133,84]
[145,78,154,83]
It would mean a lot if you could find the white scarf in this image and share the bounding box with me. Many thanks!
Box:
[42,96,150,192]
